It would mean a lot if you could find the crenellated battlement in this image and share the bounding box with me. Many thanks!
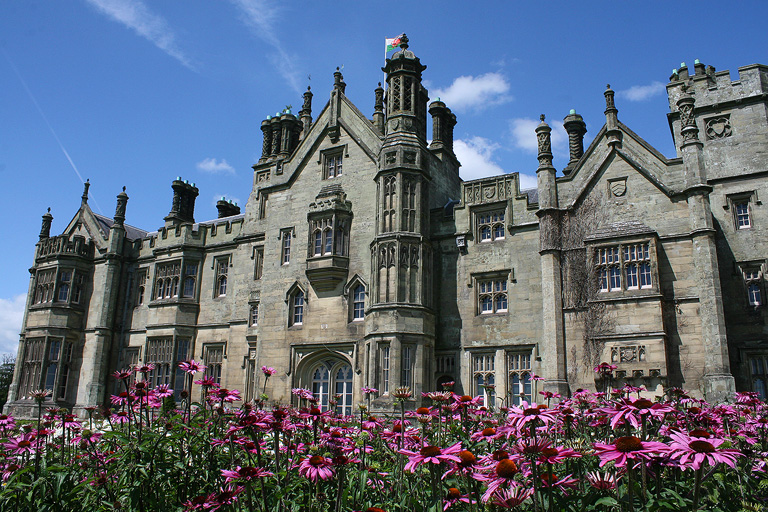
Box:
[667,61,768,111]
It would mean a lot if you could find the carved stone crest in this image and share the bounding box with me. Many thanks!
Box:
[609,178,627,197]
[705,116,732,139]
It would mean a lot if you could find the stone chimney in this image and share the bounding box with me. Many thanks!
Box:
[39,208,53,240]
[604,84,622,148]
[216,197,241,218]
[333,67,346,94]
[562,110,587,176]
[164,178,199,225]
[429,98,457,153]
[81,179,90,206]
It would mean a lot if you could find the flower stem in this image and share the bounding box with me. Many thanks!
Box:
[692,466,703,510]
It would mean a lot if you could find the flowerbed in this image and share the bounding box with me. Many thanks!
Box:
[1,363,767,511]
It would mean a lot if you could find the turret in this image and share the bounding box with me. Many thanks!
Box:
[114,187,128,228]
[604,85,622,148]
[164,178,199,225]
[373,82,385,134]
[81,179,90,206]
[299,86,313,137]
[381,34,428,142]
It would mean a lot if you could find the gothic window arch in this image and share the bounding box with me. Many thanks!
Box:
[286,283,307,327]
[344,275,368,322]
[382,175,397,232]
[298,354,354,415]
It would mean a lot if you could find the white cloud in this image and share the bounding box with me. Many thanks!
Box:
[454,137,505,181]
[84,0,195,70]
[197,158,235,175]
[509,117,568,160]
[0,295,24,356]
[432,73,512,113]
[230,0,302,93]
[619,81,665,102]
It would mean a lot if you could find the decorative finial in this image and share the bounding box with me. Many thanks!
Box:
[81,179,91,206]
[122,186,126,192]
[540,114,545,122]
[399,34,409,49]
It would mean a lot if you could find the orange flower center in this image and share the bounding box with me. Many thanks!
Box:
[459,395,473,403]
[447,488,462,499]
[492,450,509,461]
[523,408,541,416]
[482,427,496,437]
[541,447,559,458]
[459,450,476,465]
[496,459,518,478]
[392,424,402,433]
[689,440,716,453]
[416,407,431,415]
[18,440,30,448]
[420,446,442,457]
[309,455,325,466]
[689,429,711,438]
[615,436,643,453]
[633,399,653,409]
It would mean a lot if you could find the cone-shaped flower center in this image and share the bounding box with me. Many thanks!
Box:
[459,450,476,465]
[492,450,509,461]
[459,395,473,403]
[689,440,716,453]
[482,427,496,436]
[633,398,653,409]
[420,445,442,457]
[309,455,325,466]
[496,459,518,478]
[541,447,559,458]
[18,440,30,448]
[615,436,643,453]
[523,408,541,416]
[416,407,430,415]
[689,429,711,438]
[447,488,462,499]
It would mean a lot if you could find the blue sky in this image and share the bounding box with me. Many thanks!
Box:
[1,1,767,354]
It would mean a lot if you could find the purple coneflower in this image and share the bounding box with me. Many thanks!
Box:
[179,360,207,374]
[399,442,463,472]
[668,430,742,470]
[490,485,533,508]
[4,433,38,455]
[593,435,668,468]
[298,455,334,481]
[221,466,273,483]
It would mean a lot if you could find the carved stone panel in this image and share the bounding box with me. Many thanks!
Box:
[705,115,732,139]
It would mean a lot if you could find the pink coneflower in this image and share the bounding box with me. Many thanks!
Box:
[423,391,452,403]
[291,387,314,401]
[134,364,155,374]
[360,386,378,395]
[443,487,474,510]
[392,386,413,399]
[0,414,16,429]
[362,415,384,430]
[221,466,273,483]
[594,362,618,374]
[61,414,81,429]
[538,471,579,492]
[586,470,617,490]
[195,376,218,388]
[507,402,558,430]
[110,391,133,406]
[593,436,668,468]
[205,486,244,512]
[261,366,277,377]
[112,368,134,381]
[667,431,742,470]
[602,397,674,430]
[490,485,533,508]
[2,463,20,481]
[399,442,463,472]
[298,455,334,481]
[112,411,130,424]
[152,384,174,399]
[538,445,582,464]
[4,433,38,455]
[179,360,207,374]
[478,458,521,501]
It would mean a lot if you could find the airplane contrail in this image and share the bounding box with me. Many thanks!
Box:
[2,48,104,215]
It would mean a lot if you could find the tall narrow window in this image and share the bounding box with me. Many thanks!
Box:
[44,339,62,393]
[313,230,323,256]
[71,272,85,304]
[215,258,229,297]
[146,338,173,389]
[595,243,653,293]
[34,269,56,304]
[402,178,417,232]
[153,262,181,299]
[508,350,533,406]
[750,355,768,399]
[245,349,258,401]
[250,303,259,326]
[183,262,198,298]
[335,365,353,416]
[311,364,330,410]
[352,284,365,320]
[324,152,343,179]
[173,339,190,399]
[401,345,413,388]
[383,176,397,232]
[204,345,224,385]
[135,270,147,306]
[380,345,390,395]
[324,228,333,255]
[282,230,292,264]
[472,353,495,406]
[734,201,752,229]
[253,246,264,280]
[57,271,72,302]
[57,342,73,400]
[290,290,305,326]
[19,338,45,399]
[745,269,763,306]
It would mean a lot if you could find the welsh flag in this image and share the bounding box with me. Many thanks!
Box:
[386,34,404,52]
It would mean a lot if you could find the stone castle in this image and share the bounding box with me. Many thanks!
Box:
[9,36,768,416]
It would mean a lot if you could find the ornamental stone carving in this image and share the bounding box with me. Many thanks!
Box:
[705,116,732,139]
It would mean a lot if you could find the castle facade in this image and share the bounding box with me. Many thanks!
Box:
[9,38,768,416]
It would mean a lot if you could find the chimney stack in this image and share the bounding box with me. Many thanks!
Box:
[562,110,587,176]
[39,208,53,240]
[164,178,199,225]
[216,197,241,218]
[428,98,457,153]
